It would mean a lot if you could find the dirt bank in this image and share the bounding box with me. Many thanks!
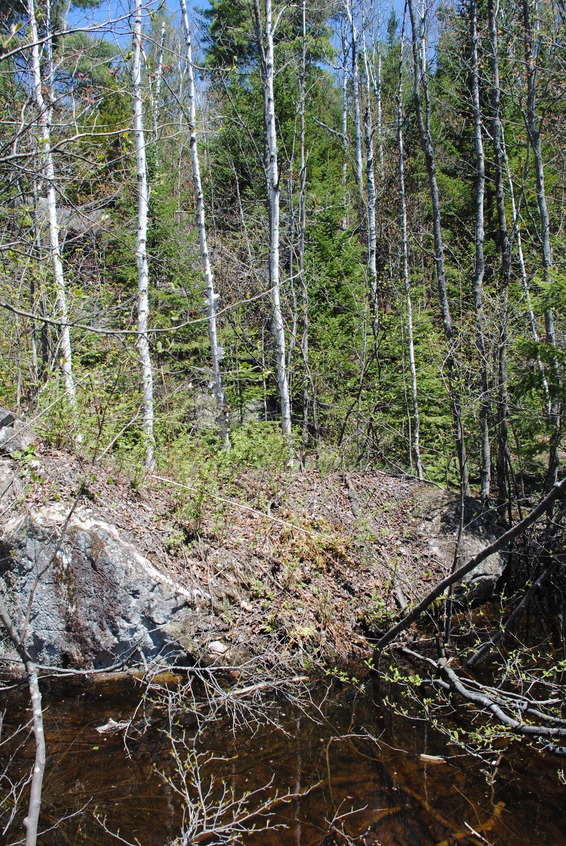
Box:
[0,440,504,671]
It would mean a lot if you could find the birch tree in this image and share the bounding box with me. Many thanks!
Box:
[132,0,155,467]
[252,0,293,448]
[297,0,317,454]
[27,0,78,420]
[362,33,378,342]
[521,0,561,487]
[397,10,423,480]
[343,0,364,200]
[151,19,165,173]
[488,0,511,510]
[179,0,229,446]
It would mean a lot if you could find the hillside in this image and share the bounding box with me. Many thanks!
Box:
[0,434,503,673]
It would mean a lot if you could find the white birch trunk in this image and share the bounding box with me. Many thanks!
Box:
[397,14,423,481]
[299,0,312,453]
[253,0,293,447]
[28,0,77,415]
[488,0,511,508]
[344,0,364,199]
[179,0,229,447]
[152,20,165,173]
[362,36,378,341]
[132,0,155,468]
[340,20,350,228]
[502,132,550,412]
[375,42,384,176]
[470,0,490,505]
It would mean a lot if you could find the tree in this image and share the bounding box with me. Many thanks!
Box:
[468,0,490,505]
[27,0,78,424]
[179,0,229,447]
[521,0,561,488]
[132,0,154,468]
[406,0,470,495]
[396,9,423,480]
[252,0,293,449]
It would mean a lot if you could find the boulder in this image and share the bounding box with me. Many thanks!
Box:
[419,493,507,604]
[0,406,35,455]
[0,503,208,669]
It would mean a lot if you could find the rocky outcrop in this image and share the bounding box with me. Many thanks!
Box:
[0,415,510,673]
[0,502,208,669]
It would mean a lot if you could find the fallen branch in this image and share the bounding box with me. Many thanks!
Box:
[466,559,560,668]
[373,476,566,661]
[403,647,566,751]
[438,658,566,741]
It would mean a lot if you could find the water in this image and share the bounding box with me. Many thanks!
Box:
[1,673,565,845]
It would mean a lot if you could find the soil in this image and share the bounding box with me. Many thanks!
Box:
[3,440,462,668]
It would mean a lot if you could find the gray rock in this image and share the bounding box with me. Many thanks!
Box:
[0,504,208,669]
[419,494,507,604]
[208,640,229,656]
[0,408,35,456]
[0,407,15,428]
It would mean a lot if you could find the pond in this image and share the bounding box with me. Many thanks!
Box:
[1,671,565,845]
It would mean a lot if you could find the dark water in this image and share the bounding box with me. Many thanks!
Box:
[1,673,565,845]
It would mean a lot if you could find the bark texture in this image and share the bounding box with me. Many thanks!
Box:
[132,0,155,467]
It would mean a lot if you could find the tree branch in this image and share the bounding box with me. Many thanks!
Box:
[373,476,566,661]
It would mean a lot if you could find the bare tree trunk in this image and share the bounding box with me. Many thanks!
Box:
[500,121,550,414]
[28,0,77,421]
[374,39,384,176]
[344,0,364,201]
[132,0,155,468]
[488,0,511,511]
[397,12,423,481]
[522,0,561,487]
[252,0,293,450]
[407,0,470,496]
[298,0,312,455]
[340,19,350,228]
[180,0,229,447]
[152,20,166,173]
[286,179,298,390]
[362,36,379,342]
[470,0,490,506]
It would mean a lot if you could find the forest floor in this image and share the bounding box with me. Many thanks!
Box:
[5,440,465,670]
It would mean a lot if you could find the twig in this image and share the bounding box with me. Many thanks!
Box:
[467,559,560,668]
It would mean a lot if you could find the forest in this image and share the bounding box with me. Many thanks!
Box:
[0,0,564,497]
[1,0,566,843]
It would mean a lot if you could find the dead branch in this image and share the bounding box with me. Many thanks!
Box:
[438,658,566,741]
[467,559,561,668]
[402,647,566,750]
[373,476,566,661]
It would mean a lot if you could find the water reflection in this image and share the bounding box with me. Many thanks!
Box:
[1,675,564,845]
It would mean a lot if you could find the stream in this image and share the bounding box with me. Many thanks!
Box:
[1,672,565,845]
